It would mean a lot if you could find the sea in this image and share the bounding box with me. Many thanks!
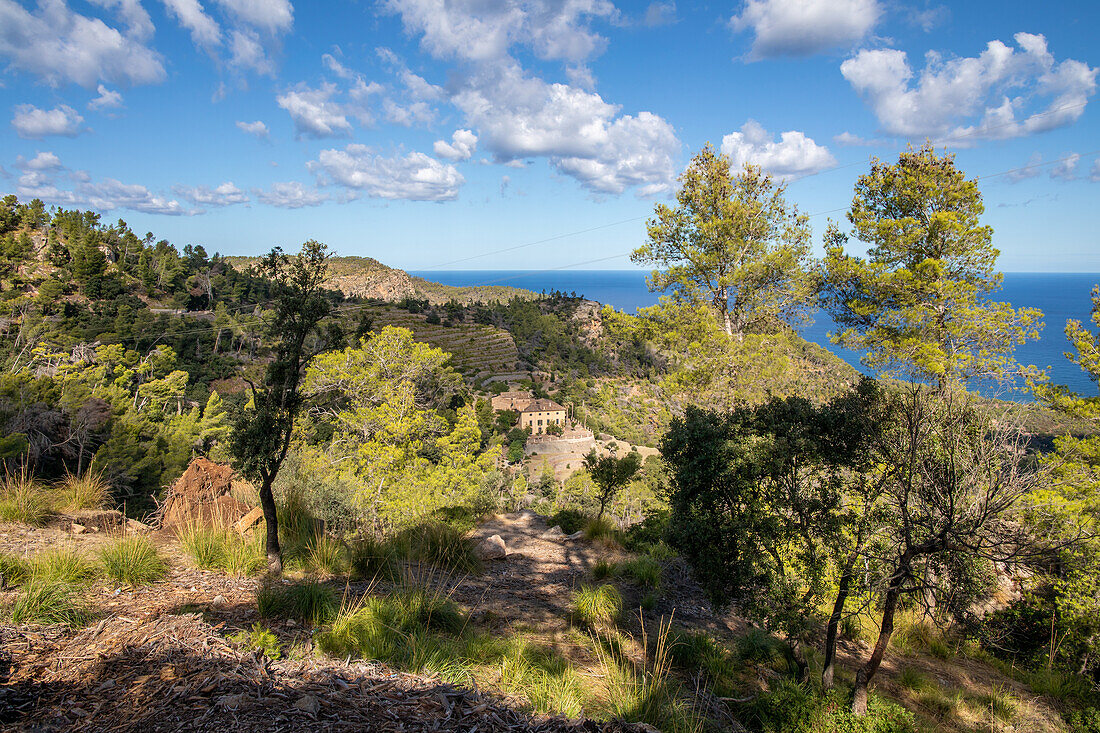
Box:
[411,270,1100,399]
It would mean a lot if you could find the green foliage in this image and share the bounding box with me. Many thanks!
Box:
[12,580,90,626]
[257,579,338,626]
[229,622,283,660]
[349,536,400,581]
[1066,707,1100,733]
[318,586,466,661]
[583,515,619,542]
[547,508,585,534]
[99,536,167,584]
[304,535,348,575]
[617,556,661,588]
[0,472,51,526]
[745,681,915,733]
[591,559,616,580]
[178,525,266,576]
[570,584,622,627]
[633,144,815,338]
[29,547,100,584]
[822,144,1041,391]
[583,448,642,520]
[54,472,111,511]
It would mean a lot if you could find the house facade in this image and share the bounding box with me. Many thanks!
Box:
[519,398,567,434]
[490,391,535,412]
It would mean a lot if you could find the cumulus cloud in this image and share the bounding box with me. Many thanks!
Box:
[731,0,880,59]
[643,2,676,27]
[0,0,165,87]
[322,53,356,80]
[162,0,222,50]
[173,181,249,208]
[214,0,293,34]
[236,119,269,138]
[87,0,155,39]
[12,104,85,138]
[88,84,124,110]
[382,0,617,64]
[229,28,274,75]
[254,181,328,208]
[277,83,352,138]
[434,129,478,161]
[16,152,65,171]
[1049,153,1080,181]
[720,120,836,179]
[14,158,188,215]
[452,62,679,195]
[309,146,464,201]
[841,33,1098,141]
[382,98,435,127]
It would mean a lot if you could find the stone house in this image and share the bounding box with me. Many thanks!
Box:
[519,399,567,434]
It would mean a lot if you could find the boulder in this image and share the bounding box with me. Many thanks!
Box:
[540,525,566,540]
[476,534,508,560]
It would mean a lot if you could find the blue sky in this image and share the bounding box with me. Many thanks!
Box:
[1,0,1098,272]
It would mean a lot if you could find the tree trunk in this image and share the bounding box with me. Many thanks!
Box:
[822,553,857,689]
[258,474,282,573]
[852,577,903,715]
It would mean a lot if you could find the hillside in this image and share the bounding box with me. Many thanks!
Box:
[224,255,537,306]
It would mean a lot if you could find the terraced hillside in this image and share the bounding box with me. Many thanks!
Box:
[359,303,524,384]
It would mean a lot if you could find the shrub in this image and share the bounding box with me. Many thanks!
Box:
[12,580,89,626]
[0,472,51,526]
[349,537,400,581]
[547,509,585,535]
[668,629,733,681]
[570,584,622,627]
[390,522,481,574]
[229,622,283,660]
[99,536,167,584]
[746,681,916,733]
[257,579,337,626]
[623,509,669,552]
[1066,707,1100,733]
[735,627,788,667]
[617,556,661,588]
[0,551,30,586]
[30,547,100,584]
[54,472,110,511]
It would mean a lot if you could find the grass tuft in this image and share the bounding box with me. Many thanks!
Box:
[390,522,481,574]
[318,586,466,661]
[257,579,337,626]
[99,536,167,584]
[304,535,347,576]
[0,551,30,586]
[54,472,110,511]
[12,580,89,626]
[617,556,661,588]
[179,524,266,576]
[349,536,400,581]
[583,516,619,543]
[0,471,51,526]
[30,547,100,584]
[570,583,622,627]
[591,559,616,580]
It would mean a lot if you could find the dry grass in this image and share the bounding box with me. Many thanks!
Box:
[0,469,51,526]
[53,472,111,511]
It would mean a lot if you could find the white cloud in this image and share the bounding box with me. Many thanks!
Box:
[88,84,124,110]
[720,120,836,179]
[322,53,355,80]
[229,28,274,75]
[213,0,293,34]
[276,83,352,138]
[643,2,676,27]
[382,0,617,63]
[254,181,328,208]
[434,129,478,161]
[382,98,435,127]
[453,61,679,195]
[0,0,165,88]
[16,152,65,171]
[14,161,188,216]
[309,145,464,201]
[87,0,155,40]
[173,181,249,207]
[1049,153,1080,181]
[161,0,222,50]
[236,119,269,138]
[11,104,85,138]
[833,131,888,147]
[841,33,1098,141]
[731,0,880,59]
[1091,159,1100,184]
[1006,152,1043,183]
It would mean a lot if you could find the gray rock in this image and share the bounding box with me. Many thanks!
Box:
[295,694,320,714]
[71,523,86,534]
[476,534,508,560]
[211,595,228,608]
[566,530,585,540]
[540,525,566,540]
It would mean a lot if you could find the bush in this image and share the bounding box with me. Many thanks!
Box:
[390,522,481,575]
[623,509,670,552]
[746,680,916,733]
[0,551,30,585]
[0,472,51,526]
[1066,707,1100,733]
[99,536,167,584]
[54,472,110,511]
[257,579,337,626]
[12,580,90,626]
[547,509,585,534]
[591,559,616,580]
[570,584,622,627]
[30,547,100,584]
